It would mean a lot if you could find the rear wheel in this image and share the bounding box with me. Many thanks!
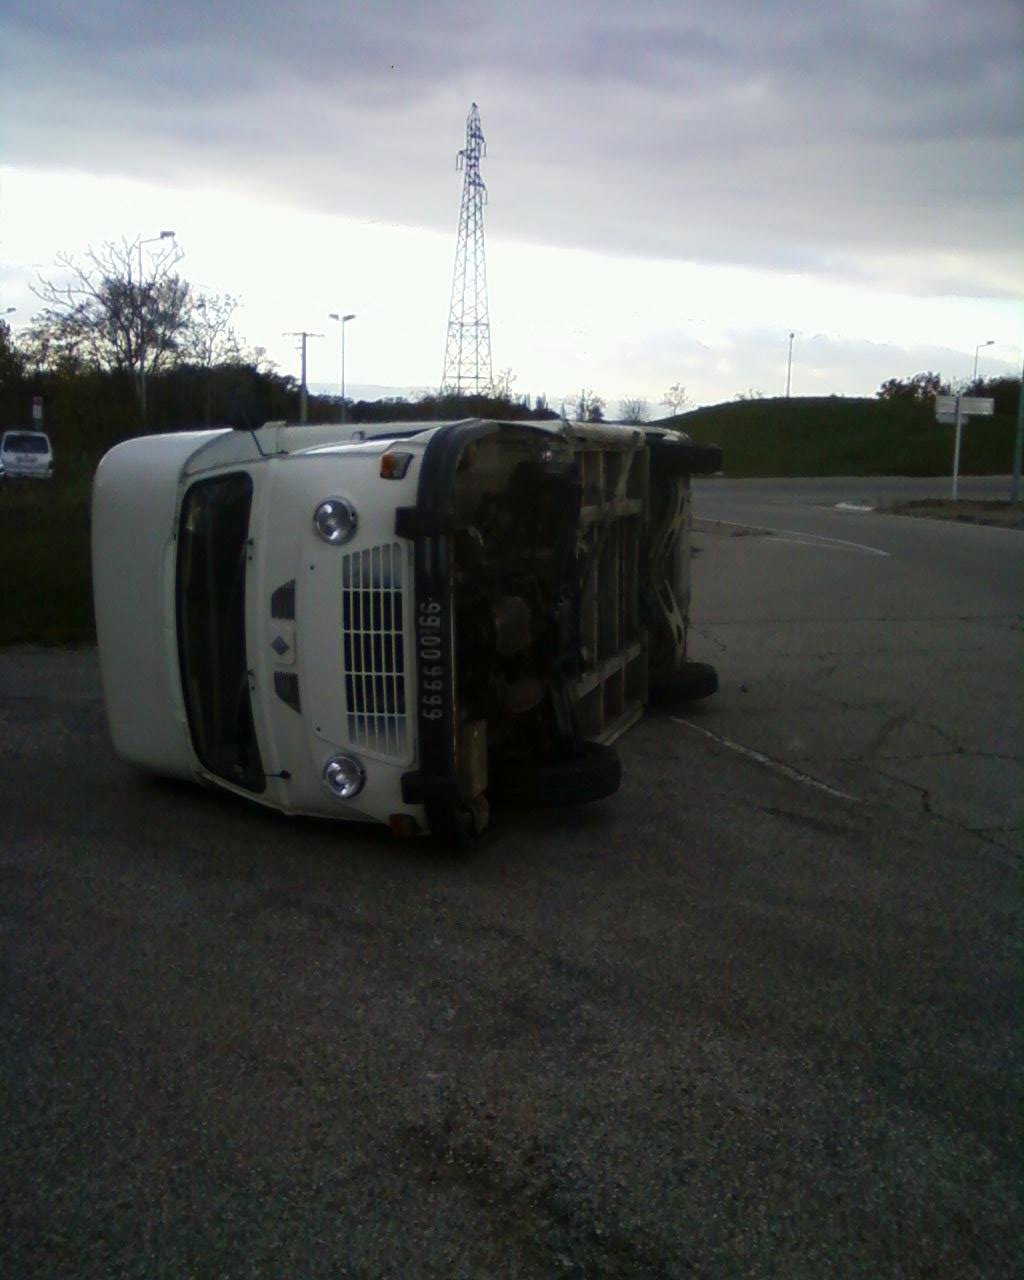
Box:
[493,741,622,807]
[649,660,719,707]
[648,437,722,476]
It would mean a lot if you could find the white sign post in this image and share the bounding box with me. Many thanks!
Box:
[935,395,994,499]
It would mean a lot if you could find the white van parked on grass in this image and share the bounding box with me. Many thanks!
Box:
[92,418,720,841]
[0,430,54,481]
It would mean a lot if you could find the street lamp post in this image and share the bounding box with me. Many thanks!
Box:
[785,331,795,398]
[973,339,994,385]
[329,313,356,424]
[137,230,175,429]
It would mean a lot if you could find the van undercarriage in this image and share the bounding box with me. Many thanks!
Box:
[399,421,709,839]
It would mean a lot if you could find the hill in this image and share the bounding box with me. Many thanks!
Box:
[659,396,1018,478]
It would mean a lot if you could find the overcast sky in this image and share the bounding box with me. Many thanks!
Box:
[2,0,1022,409]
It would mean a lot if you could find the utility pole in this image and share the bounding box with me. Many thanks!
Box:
[785,331,795,398]
[441,103,493,394]
[284,330,322,424]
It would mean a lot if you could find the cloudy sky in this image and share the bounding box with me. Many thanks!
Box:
[2,0,1022,410]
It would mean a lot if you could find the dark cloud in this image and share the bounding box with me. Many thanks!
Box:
[3,1,1021,294]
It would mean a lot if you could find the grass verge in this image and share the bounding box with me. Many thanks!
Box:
[879,499,1024,529]
[0,468,95,646]
[672,396,1019,477]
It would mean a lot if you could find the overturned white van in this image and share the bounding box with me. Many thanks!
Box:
[92,418,720,840]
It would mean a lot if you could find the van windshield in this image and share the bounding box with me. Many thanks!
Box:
[176,472,265,792]
[3,433,49,453]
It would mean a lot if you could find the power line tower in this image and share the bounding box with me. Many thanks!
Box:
[441,102,493,395]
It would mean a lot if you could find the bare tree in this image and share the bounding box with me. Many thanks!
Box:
[576,388,605,422]
[662,382,689,417]
[619,397,650,424]
[185,292,242,369]
[490,366,517,401]
[184,292,243,425]
[30,237,190,428]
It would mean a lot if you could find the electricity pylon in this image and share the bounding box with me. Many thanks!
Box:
[441,103,493,395]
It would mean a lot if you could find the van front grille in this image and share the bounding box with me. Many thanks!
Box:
[341,543,407,756]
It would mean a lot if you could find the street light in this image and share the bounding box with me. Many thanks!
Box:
[137,230,175,428]
[785,331,795,398]
[973,339,994,384]
[329,312,356,424]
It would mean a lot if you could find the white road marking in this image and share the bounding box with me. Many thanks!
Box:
[834,501,875,512]
[671,717,861,802]
[703,517,890,557]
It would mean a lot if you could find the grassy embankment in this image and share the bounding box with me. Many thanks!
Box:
[1,454,95,646]
[1,397,1019,645]
[669,395,1019,478]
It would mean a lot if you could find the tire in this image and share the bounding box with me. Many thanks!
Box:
[649,660,719,707]
[648,437,722,476]
[493,741,622,807]
[426,795,489,850]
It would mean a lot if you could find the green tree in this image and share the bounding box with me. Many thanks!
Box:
[965,375,1021,416]
[877,371,949,401]
[30,237,191,429]
[0,318,26,386]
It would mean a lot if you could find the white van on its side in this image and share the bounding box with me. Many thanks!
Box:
[93,418,721,841]
[0,430,54,481]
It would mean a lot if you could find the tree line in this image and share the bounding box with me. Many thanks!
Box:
[0,239,558,464]
[877,371,1020,416]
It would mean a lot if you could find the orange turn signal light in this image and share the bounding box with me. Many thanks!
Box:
[380,451,413,480]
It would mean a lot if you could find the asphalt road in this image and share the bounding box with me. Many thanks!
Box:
[1,479,1021,1278]
[692,476,1024,859]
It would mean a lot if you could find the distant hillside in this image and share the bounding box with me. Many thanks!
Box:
[658,396,1018,478]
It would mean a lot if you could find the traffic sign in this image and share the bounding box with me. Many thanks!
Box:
[935,394,997,500]
[935,395,994,419]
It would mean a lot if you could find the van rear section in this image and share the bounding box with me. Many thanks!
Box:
[396,420,711,839]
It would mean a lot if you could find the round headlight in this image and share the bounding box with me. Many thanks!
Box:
[323,754,366,799]
[314,497,357,545]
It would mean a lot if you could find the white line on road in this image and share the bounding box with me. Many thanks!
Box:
[702,518,891,557]
[671,717,862,802]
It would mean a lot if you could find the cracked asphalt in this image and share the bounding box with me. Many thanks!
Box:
[1,476,1021,1277]
[692,476,1024,859]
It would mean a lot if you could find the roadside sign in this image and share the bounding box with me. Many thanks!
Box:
[935,395,994,419]
[936,394,997,500]
[32,395,43,424]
